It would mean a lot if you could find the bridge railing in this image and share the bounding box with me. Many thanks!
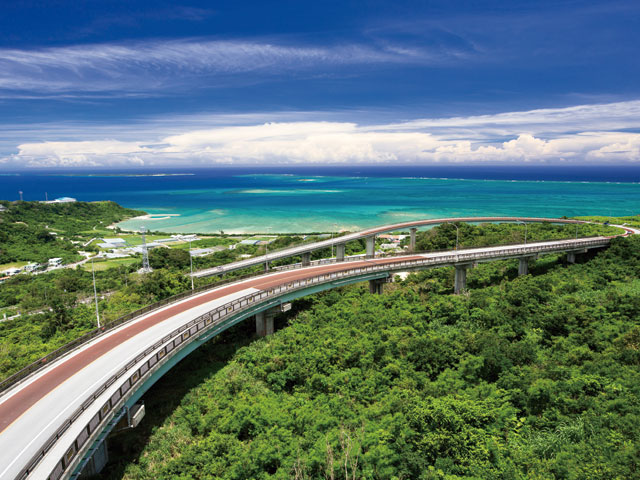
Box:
[272,234,611,271]
[0,269,278,395]
[18,235,612,480]
[194,217,594,276]
[0,234,613,396]
[27,234,612,480]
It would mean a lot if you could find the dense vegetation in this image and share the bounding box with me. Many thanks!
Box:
[410,221,618,252]
[0,265,191,378]
[0,232,342,378]
[0,200,143,264]
[2,214,638,478]
[0,221,623,380]
[99,235,640,479]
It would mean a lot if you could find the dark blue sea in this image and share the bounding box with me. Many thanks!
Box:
[1,166,639,233]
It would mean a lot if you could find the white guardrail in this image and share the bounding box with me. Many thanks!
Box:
[194,216,593,277]
[19,236,611,480]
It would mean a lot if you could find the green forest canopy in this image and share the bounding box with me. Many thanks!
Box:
[0,200,143,264]
[102,236,640,480]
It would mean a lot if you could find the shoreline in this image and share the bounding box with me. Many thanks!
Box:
[109,213,179,230]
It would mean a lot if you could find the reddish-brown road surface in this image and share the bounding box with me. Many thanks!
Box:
[1,221,630,480]
[0,255,421,434]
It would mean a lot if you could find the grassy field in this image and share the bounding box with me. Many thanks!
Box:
[245,235,277,242]
[0,261,29,272]
[80,257,139,271]
[109,234,172,246]
[575,215,640,228]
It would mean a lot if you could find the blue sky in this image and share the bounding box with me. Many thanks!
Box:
[0,0,639,167]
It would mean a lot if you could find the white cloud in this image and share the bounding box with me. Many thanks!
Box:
[0,38,456,95]
[13,140,149,167]
[376,100,640,138]
[2,101,640,167]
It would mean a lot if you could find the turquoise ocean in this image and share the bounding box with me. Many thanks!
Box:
[1,166,640,234]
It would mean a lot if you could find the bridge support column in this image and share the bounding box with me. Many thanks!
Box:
[454,264,469,294]
[369,278,386,295]
[366,236,376,259]
[567,252,576,264]
[336,243,345,262]
[518,257,531,276]
[302,252,311,267]
[409,228,417,252]
[255,311,266,337]
[255,310,275,337]
[265,312,274,336]
[264,261,270,272]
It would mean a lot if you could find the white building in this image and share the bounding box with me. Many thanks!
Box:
[171,234,200,242]
[102,238,127,246]
[48,258,63,267]
[98,238,128,249]
[2,267,21,276]
[379,234,407,243]
[190,246,226,257]
[104,252,131,259]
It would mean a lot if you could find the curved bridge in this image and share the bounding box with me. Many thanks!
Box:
[193,216,590,278]
[0,219,630,480]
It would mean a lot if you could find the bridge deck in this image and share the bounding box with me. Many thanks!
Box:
[193,216,586,278]
[0,232,622,479]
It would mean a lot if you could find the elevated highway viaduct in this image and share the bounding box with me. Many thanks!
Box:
[193,216,595,278]
[0,219,631,480]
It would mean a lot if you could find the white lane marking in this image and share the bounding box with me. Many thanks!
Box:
[0,275,267,403]
[0,287,259,479]
[0,233,621,476]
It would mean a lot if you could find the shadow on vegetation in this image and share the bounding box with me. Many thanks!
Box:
[100,301,308,479]
[101,322,255,478]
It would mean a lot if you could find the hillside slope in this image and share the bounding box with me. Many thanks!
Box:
[106,236,640,479]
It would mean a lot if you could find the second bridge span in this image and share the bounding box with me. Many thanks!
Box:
[193,216,592,278]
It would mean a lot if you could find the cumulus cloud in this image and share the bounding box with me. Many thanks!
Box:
[3,101,640,167]
[14,140,149,167]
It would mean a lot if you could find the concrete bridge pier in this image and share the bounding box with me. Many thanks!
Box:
[369,278,386,295]
[518,256,533,276]
[366,236,376,259]
[256,304,291,336]
[264,261,270,272]
[409,228,417,252]
[255,310,275,337]
[336,243,345,262]
[454,263,471,294]
[567,252,576,264]
[302,252,311,266]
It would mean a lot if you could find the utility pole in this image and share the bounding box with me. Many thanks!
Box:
[18,191,23,201]
[91,258,101,328]
[140,226,152,273]
[45,192,48,202]
[519,221,528,244]
[331,230,334,257]
[451,223,459,250]
[331,223,337,257]
[189,239,194,291]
